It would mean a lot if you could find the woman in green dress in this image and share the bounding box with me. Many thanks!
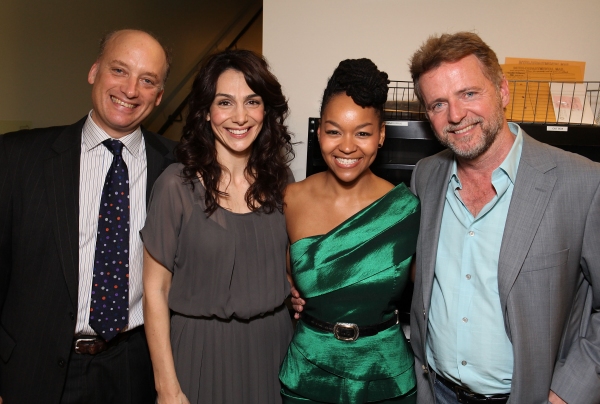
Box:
[279,59,420,403]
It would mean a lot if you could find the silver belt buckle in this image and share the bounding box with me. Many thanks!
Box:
[333,322,359,341]
[74,337,97,354]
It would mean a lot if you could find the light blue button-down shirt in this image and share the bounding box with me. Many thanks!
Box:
[426,123,523,394]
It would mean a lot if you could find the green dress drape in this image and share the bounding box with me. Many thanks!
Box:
[279,184,420,404]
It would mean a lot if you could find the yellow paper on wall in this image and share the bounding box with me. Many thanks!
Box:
[504,57,585,81]
[502,65,546,122]
[502,63,583,82]
[501,58,586,123]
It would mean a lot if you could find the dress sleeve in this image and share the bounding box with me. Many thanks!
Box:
[286,166,295,184]
[140,164,190,272]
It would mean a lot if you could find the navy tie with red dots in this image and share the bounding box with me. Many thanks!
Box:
[89,139,130,341]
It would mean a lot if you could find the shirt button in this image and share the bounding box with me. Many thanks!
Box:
[469,231,475,236]
[462,317,468,323]
[466,274,471,280]
[461,360,467,366]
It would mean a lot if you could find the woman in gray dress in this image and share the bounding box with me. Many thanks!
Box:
[142,49,295,404]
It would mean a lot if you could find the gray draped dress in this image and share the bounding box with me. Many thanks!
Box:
[141,163,292,404]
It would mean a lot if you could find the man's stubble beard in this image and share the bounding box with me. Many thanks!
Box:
[435,95,505,160]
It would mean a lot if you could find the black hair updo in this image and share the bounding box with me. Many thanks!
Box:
[320,58,389,123]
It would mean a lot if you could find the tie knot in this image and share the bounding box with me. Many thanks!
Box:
[102,139,125,156]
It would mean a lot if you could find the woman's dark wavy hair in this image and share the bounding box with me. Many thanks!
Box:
[176,49,294,215]
[320,58,389,123]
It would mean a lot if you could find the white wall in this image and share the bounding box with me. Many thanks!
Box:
[263,0,600,180]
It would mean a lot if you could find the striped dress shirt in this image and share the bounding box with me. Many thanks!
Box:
[75,112,147,335]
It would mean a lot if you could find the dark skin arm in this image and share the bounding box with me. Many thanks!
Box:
[290,287,305,319]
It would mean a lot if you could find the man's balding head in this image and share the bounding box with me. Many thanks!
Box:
[87,29,170,138]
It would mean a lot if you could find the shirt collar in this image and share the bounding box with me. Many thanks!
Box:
[82,110,144,157]
[449,122,524,187]
[499,122,523,184]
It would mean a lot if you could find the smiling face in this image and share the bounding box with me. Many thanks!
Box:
[207,69,265,159]
[419,54,510,160]
[318,93,385,184]
[88,30,167,139]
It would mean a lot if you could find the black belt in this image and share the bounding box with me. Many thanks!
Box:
[434,371,509,404]
[73,327,142,355]
[300,310,398,341]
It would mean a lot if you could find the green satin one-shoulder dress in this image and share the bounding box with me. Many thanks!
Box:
[279,184,420,404]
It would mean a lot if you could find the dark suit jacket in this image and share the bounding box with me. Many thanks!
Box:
[410,132,600,403]
[0,117,176,403]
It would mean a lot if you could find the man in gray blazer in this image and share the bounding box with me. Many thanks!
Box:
[409,32,600,404]
[0,30,176,403]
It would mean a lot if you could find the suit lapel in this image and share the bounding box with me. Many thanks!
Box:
[44,119,85,310]
[419,152,453,312]
[497,134,557,322]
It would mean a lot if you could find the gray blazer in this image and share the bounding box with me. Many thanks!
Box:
[410,132,600,404]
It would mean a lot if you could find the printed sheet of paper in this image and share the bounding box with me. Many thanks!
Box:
[502,58,587,123]
[550,83,596,124]
[505,57,585,81]
[502,65,554,122]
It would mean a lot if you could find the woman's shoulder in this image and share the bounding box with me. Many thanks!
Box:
[285,172,325,203]
[157,162,183,175]
[356,174,394,204]
[154,163,189,190]
[374,176,395,194]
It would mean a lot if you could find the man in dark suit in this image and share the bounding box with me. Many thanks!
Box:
[0,29,176,403]
[409,32,600,404]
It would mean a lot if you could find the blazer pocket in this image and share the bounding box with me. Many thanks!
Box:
[520,249,569,273]
[0,323,16,363]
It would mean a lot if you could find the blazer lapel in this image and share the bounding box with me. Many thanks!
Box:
[44,119,84,310]
[497,134,557,328]
[419,152,453,313]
